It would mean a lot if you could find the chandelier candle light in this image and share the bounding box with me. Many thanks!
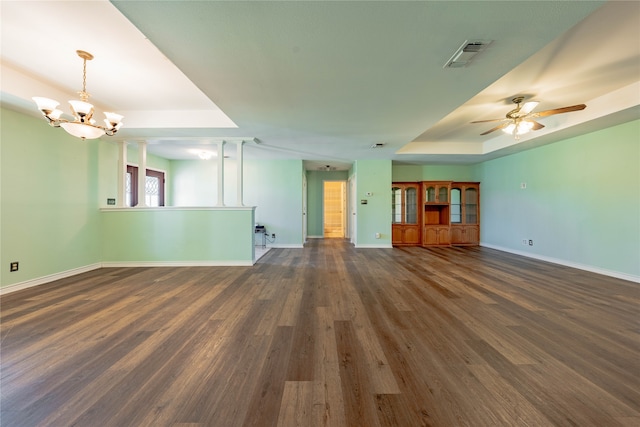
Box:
[33,50,123,140]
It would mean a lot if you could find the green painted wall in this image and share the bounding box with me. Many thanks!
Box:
[478,120,640,278]
[170,159,219,206]
[354,159,392,247]
[392,164,477,182]
[171,158,303,247]
[168,158,304,246]
[244,159,304,246]
[306,170,349,237]
[1,108,102,288]
[98,142,118,207]
[101,208,254,263]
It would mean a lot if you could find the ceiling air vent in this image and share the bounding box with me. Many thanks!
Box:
[444,40,492,68]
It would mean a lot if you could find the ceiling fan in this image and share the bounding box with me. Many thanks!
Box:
[472,96,586,139]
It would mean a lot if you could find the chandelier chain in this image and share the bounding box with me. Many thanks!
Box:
[80,56,89,102]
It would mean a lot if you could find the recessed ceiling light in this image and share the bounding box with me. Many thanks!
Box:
[188,149,216,159]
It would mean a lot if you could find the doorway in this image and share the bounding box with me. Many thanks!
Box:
[323,181,347,238]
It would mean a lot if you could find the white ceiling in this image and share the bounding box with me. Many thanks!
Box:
[2,1,639,170]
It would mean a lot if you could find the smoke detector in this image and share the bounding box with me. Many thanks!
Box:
[444,40,492,68]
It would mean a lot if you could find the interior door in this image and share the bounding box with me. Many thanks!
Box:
[323,181,346,238]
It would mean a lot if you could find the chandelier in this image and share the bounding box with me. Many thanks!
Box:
[33,50,123,140]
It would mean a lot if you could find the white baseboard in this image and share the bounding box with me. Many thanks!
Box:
[1,263,102,295]
[481,243,640,283]
[0,259,257,295]
[355,243,393,249]
[268,244,304,248]
[101,260,254,268]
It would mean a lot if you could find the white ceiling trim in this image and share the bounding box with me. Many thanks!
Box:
[119,110,237,129]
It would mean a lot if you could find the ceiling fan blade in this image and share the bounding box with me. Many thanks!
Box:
[471,118,507,124]
[480,122,510,135]
[530,120,545,131]
[530,104,586,118]
[519,101,539,115]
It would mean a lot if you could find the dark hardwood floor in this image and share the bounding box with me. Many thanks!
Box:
[1,239,638,426]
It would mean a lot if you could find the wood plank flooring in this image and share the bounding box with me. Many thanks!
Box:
[1,239,639,426]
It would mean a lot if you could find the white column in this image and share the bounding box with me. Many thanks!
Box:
[116,140,127,207]
[236,140,245,206]
[137,141,148,207]
[216,141,226,207]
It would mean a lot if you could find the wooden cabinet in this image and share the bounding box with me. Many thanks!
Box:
[423,204,451,246]
[422,181,451,246]
[450,183,480,245]
[424,225,450,245]
[391,183,421,246]
[451,225,479,245]
[392,181,479,247]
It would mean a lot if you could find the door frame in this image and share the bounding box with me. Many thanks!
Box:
[302,173,308,243]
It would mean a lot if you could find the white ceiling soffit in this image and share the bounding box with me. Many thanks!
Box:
[0,0,236,130]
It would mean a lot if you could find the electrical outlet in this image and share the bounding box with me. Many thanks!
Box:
[520,182,527,189]
[522,239,527,245]
[528,240,533,246]
[272,234,275,239]
[375,232,381,239]
[10,262,19,272]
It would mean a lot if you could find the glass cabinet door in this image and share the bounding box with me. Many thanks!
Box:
[392,187,402,223]
[465,187,478,224]
[450,188,461,223]
[438,186,448,203]
[405,187,417,224]
[425,186,436,203]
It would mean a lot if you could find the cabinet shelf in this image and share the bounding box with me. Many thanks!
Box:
[424,205,450,225]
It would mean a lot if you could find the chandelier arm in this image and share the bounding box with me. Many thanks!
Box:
[48,118,67,128]
[40,113,68,127]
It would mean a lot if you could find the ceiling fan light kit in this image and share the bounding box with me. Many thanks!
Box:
[33,50,124,140]
[502,120,534,137]
[472,96,586,140]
